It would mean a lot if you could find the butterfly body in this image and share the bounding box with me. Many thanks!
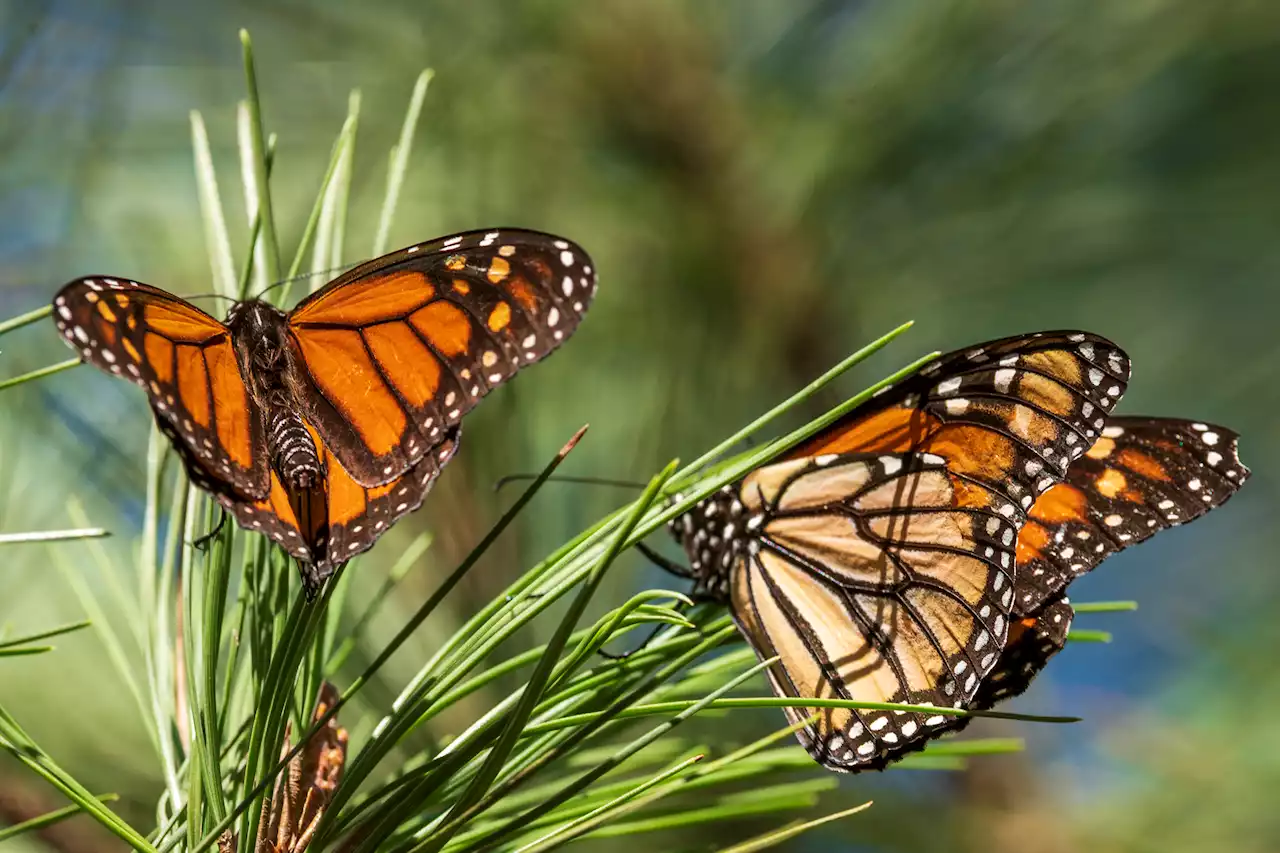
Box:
[224,299,322,491]
[53,228,597,591]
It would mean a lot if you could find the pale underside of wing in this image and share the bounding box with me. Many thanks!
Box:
[729,452,1020,772]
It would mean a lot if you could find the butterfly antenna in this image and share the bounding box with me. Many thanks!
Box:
[492,474,648,493]
[598,620,675,661]
[255,262,360,299]
[599,589,710,661]
[183,293,240,305]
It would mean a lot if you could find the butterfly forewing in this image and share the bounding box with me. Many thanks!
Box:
[793,331,1132,516]
[1014,416,1249,614]
[285,228,596,486]
[53,277,270,499]
[725,452,1018,771]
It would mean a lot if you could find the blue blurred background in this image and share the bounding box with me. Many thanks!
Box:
[0,2,1275,850]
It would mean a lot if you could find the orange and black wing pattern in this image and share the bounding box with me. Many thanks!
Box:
[285,229,595,486]
[1014,417,1249,615]
[218,426,460,592]
[791,331,1132,514]
[672,330,1132,772]
[935,416,1248,735]
[53,277,269,499]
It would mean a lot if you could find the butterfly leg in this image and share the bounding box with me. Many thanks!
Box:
[299,560,344,601]
[191,508,229,552]
[635,542,694,579]
[598,620,675,661]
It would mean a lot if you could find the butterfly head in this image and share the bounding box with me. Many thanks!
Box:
[224,299,293,385]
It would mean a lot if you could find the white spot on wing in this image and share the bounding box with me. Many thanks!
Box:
[937,377,962,395]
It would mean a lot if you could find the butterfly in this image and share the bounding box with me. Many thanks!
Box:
[665,331,1136,772]
[664,330,1137,769]
[53,228,597,592]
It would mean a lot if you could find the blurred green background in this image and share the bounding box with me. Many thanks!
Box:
[1,1,1276,850]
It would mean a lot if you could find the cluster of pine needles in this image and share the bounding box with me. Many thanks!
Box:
[0,31,1131,852]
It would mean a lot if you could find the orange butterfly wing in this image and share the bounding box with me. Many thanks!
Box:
[1014,416,1249,615]
[53,277,269,499]
[286,229,595,486]
[893,416,1248,739]
[791,331,1132,515]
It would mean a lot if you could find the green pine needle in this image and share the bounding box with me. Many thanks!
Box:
[0,793,120,843]
[1067,629,1114,644]
[0,359,80,392]
[1073,600,1139,613]
[0,304,53,337]
[0,527,106,545]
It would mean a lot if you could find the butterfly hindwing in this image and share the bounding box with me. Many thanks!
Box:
[218,424,461,592]
[53,277,270,500]
[977,595,1074,706]
[928,594,1075,741]
[320,427,460,571]
[285,228,595,486]
[1014,417,1250,614]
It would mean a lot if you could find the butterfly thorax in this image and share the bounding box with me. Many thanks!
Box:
[227,300,323,490]
[668,485,758,602]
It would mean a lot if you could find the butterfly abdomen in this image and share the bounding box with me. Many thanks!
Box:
[268,409,322,489]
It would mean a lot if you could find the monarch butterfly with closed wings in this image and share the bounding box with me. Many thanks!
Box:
[663,332,1249,771]
[53,228,597,592]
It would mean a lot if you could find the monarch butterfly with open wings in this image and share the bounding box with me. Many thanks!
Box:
[664,332,1248,771]
[53,228,597,592]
